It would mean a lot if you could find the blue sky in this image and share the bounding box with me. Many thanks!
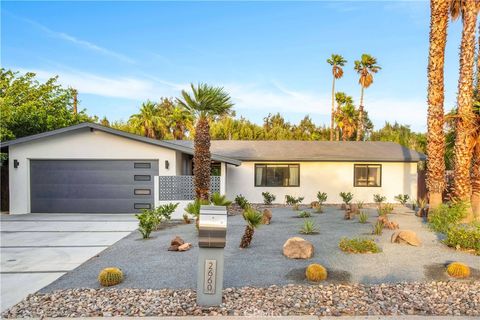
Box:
[1,1,464,132]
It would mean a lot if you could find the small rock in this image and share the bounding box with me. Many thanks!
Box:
[178,243,192,251]
[262,209,272,224]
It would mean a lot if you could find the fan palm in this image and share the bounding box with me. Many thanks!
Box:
[177,84,233,200]
[239,207,263,248]
[334,92,357,141]
[450,0,478,222]
[327,54,347,141]
[170,105,194,140]
[354,54,381,141]
[426,0,450,210]
[129,101,161,139]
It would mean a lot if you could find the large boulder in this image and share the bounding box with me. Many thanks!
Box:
[391,230,421,246]
[283,237,314,259]
[171,236,185,246]
[262,209,272,224]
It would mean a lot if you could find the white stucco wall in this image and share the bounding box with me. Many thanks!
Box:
[225,161,418,204]
[8,128,178,214]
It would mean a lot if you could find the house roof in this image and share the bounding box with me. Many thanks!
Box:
[166,140,426,162]
[0,123,242,166]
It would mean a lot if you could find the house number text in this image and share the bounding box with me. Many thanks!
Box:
[204,259,217,294]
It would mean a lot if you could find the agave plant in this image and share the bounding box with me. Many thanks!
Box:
[300,219,319,234]
[358,211,369,224]
[372,220,384,235]
[239,207,263,248]
[210,192,232,206]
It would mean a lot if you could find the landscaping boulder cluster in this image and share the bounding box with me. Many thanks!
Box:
[168,236,192,252]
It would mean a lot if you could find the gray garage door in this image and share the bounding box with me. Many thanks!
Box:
[30,160,159,213]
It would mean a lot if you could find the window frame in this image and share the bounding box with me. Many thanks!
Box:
[353,164,382,187]
[254,163,300,187]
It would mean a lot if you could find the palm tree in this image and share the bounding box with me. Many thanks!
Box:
[426,0,450,210]
[170,105,194,140]
[334,92,357,141]
[450,0,478,221]
[327,54,347,141]
[354,54,381,141]
[471,26,480,220]
[239,207,263,248]
[177,84,233,200]
[129,101,161,139]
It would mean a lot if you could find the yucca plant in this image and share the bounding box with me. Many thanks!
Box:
[239,207,263,248]
[316,191,328,212]
[300,219,319,234]
[372,220,384,235]
[211,192,232,206]
[373,194,386,208]
[262,192,276,205]
[356,201,365,209]
[285,195,304,210]
[416,198,427,217]
[339,192,353,205]
[394,194,410,206]
[358,211,369,224]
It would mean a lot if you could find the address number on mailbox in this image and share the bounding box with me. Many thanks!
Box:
[203,259,217,294]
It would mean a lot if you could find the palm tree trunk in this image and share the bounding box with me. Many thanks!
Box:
[452,0,478,222]
[472,141,480,220]
[239,226,254,248]
[194,115,211,200]
[356,87,364,141]
[330,77,336,141]
[426,0,449,210]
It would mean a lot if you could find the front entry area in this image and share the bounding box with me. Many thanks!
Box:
[30,160,158,213]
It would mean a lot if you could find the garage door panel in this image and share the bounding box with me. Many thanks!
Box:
[30,160,158,213]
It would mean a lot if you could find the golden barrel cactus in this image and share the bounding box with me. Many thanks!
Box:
[305,263,328,282]
[98,267,123,286]
[446,262,470,278]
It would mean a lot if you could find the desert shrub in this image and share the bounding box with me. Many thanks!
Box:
[372,220,384,235]
[211,192,232,206]
[446,262,471,278]
[428,201,468,234]
[356,201,365,209]
[394,194,410,205]
[298,210,312,218]
[443,223,480,254]
[339,237,381,253]
[305,264,327,281]
[234,194,250,209]
[135,210,157,239]
[378,203,394,216]
[339,192,353,205]
[156,202,179,222]
[373,194,386,205]
[98,267,123,287]
[262,192,276,205]
[286,195,304,210]
[315,192,328,212]
[300,219,318,234]
[358,211,369,223]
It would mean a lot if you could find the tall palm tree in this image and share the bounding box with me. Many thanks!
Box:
[327,54,347,141]
[471,25,480,220]
[334,92,357,141]
[450,0,478,222]
[426,0,450,210]
[129,101,161,139]
[354,54,381,141]
[177,84,233,200]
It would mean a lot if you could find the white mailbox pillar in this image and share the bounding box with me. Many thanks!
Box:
[197,205,227,306]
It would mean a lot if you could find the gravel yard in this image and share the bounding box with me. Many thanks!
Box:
[3,281,479,317]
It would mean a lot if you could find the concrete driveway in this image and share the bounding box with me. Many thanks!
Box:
[0,213,137,312]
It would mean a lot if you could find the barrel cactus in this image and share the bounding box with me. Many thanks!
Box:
[98,267,123,286]
[305,263,328,282]
[446,262,470,278]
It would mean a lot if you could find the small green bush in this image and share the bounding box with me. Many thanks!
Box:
[339,192,354,205]
[316,192,328,204]
[428,201,468,234]
[443,223,480,254]
[300,219,319,234]
[298,210,312,218]
[156,202,179,222]
[286,195,304,210]
[339,237,381,253]
[372,220,384,235]
[394,194,410,205]
[235,194,250,209]
[378,203,394,216]
[358,211,369,224]
[373,194,386,205]
[262,192,276,205]
[135,210,157,239]
[211,192,232,206]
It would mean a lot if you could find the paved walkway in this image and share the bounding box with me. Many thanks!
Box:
[0,213,137,312]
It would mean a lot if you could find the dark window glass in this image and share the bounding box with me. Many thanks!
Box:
[134,189,151,195]
[211,163,221,176]
[255,164,299,187]
[134,162,151,169]
[134,203,151,209]
[134,175,151,181]
[354,164,381,187]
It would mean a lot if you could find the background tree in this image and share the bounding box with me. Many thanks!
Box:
[327,54,347,141]
[450,0,478,222]
[354,54,381,141]
[177,83,233,200]
[426,0,449,210]
[334,92,358,141]
[129,101,162,139]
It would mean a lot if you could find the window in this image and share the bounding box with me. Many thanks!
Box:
[354,164,381,187]
[134,189,151,195]
[255,164,299,187]
[134,203,151,209]
[134,162,151,169]
[134,175,151,181]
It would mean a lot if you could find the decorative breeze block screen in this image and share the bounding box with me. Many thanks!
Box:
[158,176,221,201]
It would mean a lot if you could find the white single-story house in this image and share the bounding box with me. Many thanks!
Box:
[0,123,425,218]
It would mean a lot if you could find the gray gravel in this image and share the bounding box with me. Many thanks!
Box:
[41,206,479,292]
[3,281,479,317]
